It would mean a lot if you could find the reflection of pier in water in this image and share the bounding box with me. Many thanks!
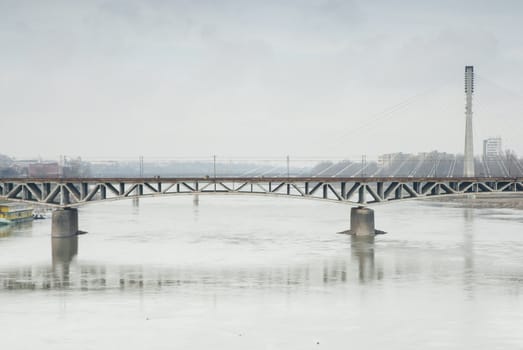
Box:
[350,235,382,282]
[51,236,78,288]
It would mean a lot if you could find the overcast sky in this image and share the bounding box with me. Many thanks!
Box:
[1,0,522,160]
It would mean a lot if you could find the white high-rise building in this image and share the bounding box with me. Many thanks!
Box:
[483,137,502,159]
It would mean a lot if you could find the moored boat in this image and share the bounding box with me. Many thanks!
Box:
[0,202,34,225]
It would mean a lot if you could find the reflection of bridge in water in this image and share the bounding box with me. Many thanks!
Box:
[0,235,382,291]
[1,211,517,293]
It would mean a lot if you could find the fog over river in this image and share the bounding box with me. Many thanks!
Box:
[1,195,522,349]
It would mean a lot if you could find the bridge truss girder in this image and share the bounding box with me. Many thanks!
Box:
[0,178,522,208]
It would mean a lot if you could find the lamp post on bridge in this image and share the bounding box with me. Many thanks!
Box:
[286,155,290,178]
[213,155,216,179]
[213,155,217,192]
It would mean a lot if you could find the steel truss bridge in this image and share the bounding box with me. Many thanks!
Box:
[1,177,522,208]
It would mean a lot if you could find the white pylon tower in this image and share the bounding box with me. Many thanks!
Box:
[464,66,475,177]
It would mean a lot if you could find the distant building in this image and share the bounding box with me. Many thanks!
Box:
[483,137,502,159]
[28,162,60,177]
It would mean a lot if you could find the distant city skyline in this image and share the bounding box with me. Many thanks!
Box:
[1,0,522,158]
[1,148,521,178]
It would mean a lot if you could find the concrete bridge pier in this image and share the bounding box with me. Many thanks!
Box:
[340,206,385,236]
[351,207,375,235]
[51,208,83,238]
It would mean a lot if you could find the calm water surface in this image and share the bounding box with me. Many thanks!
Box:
[1,196,522,349]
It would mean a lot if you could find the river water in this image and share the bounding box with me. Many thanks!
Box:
[1,196,522,349]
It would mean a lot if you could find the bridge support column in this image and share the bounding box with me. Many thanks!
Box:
[52,208,81,238]
[339,207,385,236]
[350,207,375,235]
